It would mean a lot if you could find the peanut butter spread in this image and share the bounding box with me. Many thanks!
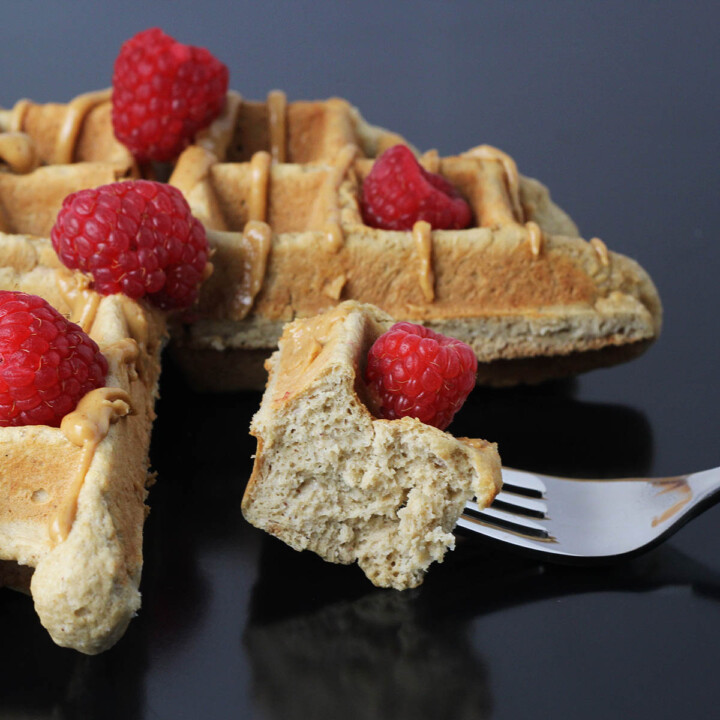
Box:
[309,143,357,251]
[55,89,112,164]
[249,150,271,222]
[412,220,435,302]
[271,304,345,404]
[236,220,272,319]
[525,220,543,257]
[464,144,524,221]
[56,269,102,333]
[0,98,31,133]
[590,237,610,267]
[0,132,39,174]
[196,91,243,160]
[51,386,132,543]
[267,90,287,164]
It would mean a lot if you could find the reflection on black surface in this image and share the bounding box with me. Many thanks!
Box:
[0,590,145,719]
[244,538,493,720]
[244,531,720,720]
[453,381,654,478]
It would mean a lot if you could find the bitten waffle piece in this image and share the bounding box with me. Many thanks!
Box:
[242,301,502,590]
[0,89,136,173]
[0,233,165,653]
[169,106,662,390]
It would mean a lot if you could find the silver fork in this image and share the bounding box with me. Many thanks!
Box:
[458,466,720,562]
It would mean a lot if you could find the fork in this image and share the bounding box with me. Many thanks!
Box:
[458,466,720,562]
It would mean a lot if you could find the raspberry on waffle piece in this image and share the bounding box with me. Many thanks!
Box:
[365,321,477,430]
[0,232,165,653]
[242,301,501,590]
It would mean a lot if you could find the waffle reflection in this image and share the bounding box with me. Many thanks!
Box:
[244,544,493,720]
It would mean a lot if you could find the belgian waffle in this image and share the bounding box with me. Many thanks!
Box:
[168,91,662,390]
[242,300,502,590]
[0,232,165,654]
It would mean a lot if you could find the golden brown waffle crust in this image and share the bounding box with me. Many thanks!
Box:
[177,185,662,386]
[0,233,166,654]
[243,301,501,590]
[168,119,662,388]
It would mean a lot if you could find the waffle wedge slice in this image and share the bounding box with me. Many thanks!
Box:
[242,301,502,590]
[168,98,661,390]
[0,232,165,654]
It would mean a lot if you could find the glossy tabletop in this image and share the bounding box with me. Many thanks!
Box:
[1,2,719,718]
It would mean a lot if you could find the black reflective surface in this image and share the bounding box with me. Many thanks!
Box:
[1,2,719,718]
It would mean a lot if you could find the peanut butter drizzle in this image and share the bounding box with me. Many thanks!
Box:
[0,98,31,133]
[525,220,544,257]
[50,387,132,544]
[116,294,149,350]
[590,237,610,267]
[267,90,287,164]
[104,337,141,380]
[310,143,357,251]
[55,88,113,165]
[419,149,441,175]
[56,269,101,333]
[323,273,347,300]
[249,150,272,222]
[195,90,243,159]
[235,220,273,319]
[0,132,38,173]
[412,220,435,302]
[465,144,524,222]
[273,308,343,404]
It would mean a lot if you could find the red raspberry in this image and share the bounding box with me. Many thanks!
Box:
[0,291,108,427]
[51,180,209,310]
[364,322,477,430]
[112,27,229,162]
[361,145,473,231]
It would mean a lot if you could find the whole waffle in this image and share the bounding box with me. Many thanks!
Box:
[0,232,165,654]
[167,91,662,390]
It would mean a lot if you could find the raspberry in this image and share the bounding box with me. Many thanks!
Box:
[361,145,473,231]
[51,180,209,310]
[364,322,477,430]
[112,27,229,162]
[0,291,108,427]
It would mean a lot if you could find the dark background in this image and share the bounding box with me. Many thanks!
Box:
[1,2,719,718]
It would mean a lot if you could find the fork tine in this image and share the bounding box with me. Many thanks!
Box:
[500,468,547,497]
[456,510,552,542]
[463,504,550,538]
[484,492,547,518]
